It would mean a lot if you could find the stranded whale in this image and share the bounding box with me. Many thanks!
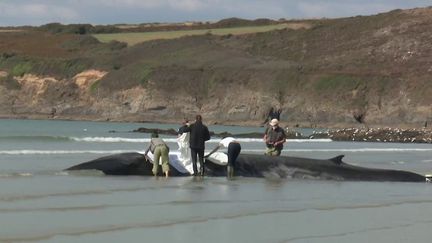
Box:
[66,152,428,182]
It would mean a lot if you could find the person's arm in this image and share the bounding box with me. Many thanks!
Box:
[183,125,191,133]
[144,153,153,163]
[143,144,153,163]
[204,126,210,141]
[263,134,272,144]
[273,138,286,146]
[263,128,272,144]
[205,144,222,158]
[274,129,287,146]
[144,139,153,156]
[177,125,187,136]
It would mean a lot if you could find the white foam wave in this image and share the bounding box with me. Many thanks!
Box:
[211,138,332,143]
[55,171,70,176]
[0,150,136,155]
[286,139,332,143]
[2,146,429,155]
[0,173,33,178]
[71,137,148,143]
[70,137,332,143]
[243,148,432,152]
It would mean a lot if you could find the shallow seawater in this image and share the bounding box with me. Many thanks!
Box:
[1,119,432,242]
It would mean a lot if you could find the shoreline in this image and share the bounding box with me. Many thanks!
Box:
[1,114,431,130]
[1,115,431,144]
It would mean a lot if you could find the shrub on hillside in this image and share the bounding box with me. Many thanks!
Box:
[0,75,21,90]
[11,62,33,77]
[39,23,95,34]
[61,35,101,51]
[108,40,127,50]
[92,25,121,34]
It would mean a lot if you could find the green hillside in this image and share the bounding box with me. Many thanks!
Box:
[93,23,306,45]
[1,8,432,127]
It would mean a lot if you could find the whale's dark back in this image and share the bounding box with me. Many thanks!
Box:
[232,154,426,182]
[66,152,426,182]
[66,152,189,176]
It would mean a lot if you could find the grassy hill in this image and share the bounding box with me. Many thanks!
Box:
[93,23,310,45]
[1,8,432,127]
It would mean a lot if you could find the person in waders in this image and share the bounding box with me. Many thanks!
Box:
[205,137,241,179]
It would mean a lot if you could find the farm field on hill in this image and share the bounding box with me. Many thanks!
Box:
[93,23,303,45]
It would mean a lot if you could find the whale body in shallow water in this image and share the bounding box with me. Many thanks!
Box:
[66,152,427,182]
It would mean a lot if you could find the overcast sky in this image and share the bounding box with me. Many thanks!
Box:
[0,0,431,26]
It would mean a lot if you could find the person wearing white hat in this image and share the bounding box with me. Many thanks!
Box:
[263,118,286,156]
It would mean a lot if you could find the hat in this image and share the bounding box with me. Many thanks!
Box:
[269,118,279,126]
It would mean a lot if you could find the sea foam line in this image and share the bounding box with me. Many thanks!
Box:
[1,147,432,155]
[71,137,332,143]
[244,148,432,152]
[0,172,33,178]
[0,150,135,155]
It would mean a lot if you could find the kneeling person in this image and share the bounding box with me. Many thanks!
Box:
[206,137,241,179]
[145,132,170,177]
[263,119,286,156]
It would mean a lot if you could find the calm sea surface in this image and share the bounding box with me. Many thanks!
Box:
[1,119,432,243]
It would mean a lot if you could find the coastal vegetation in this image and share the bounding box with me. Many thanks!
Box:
[1,8,432,128]
[93,23,300,45]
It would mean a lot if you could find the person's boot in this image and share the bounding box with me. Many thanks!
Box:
[227,166,234,179]
[230,166,235,178]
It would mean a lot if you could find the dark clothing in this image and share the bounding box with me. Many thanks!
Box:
[227,142,241,167]
[185,121,210,175]
[191,148,205,176]
[269,108,282,121]
[262,108,282,125]
[177,125,189,135]
[265,126,286,150]
[187,122,210,150]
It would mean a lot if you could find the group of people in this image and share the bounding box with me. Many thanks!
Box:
[144,115,287,178]
[144,115,217,178]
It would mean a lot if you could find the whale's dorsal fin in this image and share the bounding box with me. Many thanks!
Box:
[330,155,345,165]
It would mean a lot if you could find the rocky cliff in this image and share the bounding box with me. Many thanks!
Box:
[1,7,432,128]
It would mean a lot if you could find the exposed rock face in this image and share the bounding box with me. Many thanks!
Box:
[0,70,105,118]
[0,68,280,124]
[0,66,431,128]
[74,70,107,91]
[2,8,432,127]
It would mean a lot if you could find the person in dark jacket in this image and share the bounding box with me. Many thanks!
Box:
[185,115,210,176]
[177,118,189,135]
[263,118,286,156]
[262,107,282,126]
